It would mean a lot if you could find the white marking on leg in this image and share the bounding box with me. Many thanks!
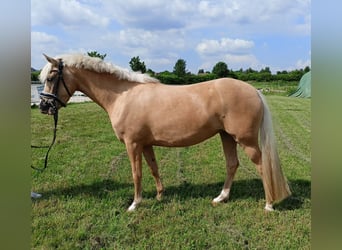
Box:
[213,189,230,203]
[127,197,142,212]
[264,203,274,211]
[128,201,137,211]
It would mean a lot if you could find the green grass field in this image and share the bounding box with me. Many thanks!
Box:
[31,94,311,249]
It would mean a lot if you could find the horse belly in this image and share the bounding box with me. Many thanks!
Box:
[152,129,219,147]
[149,114,221,147]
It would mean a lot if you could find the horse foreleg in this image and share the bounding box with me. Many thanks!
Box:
[143,146,164,201]
[126,142,143,211]
[212,132,239,205]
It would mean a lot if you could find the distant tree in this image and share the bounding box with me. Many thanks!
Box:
[260,67,271,73]
[258,67,272,81]
[87,51,106,60]
[146,68,155,76]
[173,59,187,77]
[155,71,182,85]
[212,61,229,78]
[304,66,311,73]
[129,56,146,73]
[198,69,205,74]
[245,67,257,73]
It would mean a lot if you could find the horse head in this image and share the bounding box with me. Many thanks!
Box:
[39,54,73,115]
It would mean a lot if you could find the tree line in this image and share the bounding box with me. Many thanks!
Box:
[137,56,310,85]
[31,51,310,84]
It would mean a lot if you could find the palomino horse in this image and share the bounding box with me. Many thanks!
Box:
[39,54,291,211]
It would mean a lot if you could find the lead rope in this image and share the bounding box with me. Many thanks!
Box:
[31,108,59,172]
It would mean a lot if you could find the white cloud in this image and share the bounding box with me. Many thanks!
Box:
[117,29,185,50]
[31,0,109,28]
[195,0,310,35]
[31,32,62,69]
[198,1,225,19]
[32,0,310,34]
[195,37,259,71]
[224,54,259,66]
[31,31,58,44]
[296,58,311,69]
[102,0,310,34]
[98,0,310,33]
[101,28,187,71]
[196,38,254,56]
[101,0,190,30]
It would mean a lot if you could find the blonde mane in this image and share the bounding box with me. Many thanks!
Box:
[39,53,159,84]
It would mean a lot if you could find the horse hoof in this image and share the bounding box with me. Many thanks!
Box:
[156,193,163,201]
[127,201,137,212]
[211,200,220,207]
[264,204,274,212]
[127,206,135,212]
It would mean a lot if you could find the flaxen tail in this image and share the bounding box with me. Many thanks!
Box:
[257,91,291,203]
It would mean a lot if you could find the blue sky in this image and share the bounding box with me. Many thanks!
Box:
[31,0,310,73]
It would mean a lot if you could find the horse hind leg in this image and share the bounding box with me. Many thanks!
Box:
[143,146,164,201]
[240,140,274,211]
[212,132,239,205]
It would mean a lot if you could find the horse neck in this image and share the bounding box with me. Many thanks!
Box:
[70,68,137,112]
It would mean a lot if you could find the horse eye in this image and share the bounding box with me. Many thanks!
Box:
[47,77,52,82]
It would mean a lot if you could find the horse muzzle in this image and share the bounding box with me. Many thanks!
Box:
[39,98,57,115]
[39,92,67,115]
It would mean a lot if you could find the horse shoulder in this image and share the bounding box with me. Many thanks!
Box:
[108,85,158,142]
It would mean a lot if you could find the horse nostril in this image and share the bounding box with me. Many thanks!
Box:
[39,100,51,114]
[39,100,46,109]
[39,105,48,114]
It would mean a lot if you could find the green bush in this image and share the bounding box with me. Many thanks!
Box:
[31,71,40,81]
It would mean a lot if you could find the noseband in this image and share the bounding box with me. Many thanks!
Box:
[32,60,72,171]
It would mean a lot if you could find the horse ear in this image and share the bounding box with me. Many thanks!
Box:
[43,54,58,66]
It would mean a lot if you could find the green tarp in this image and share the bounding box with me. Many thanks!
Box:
[290,71,311,98]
